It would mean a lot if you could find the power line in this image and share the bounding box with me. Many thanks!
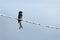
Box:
[0,13,60,30]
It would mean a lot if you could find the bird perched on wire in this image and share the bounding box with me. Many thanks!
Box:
[18,11,23,29]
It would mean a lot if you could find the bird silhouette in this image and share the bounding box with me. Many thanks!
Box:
[18,11,23,29]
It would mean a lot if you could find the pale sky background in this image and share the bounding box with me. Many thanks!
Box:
[0,0,60,40]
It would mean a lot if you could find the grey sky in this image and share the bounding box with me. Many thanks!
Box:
[0,0,60,40]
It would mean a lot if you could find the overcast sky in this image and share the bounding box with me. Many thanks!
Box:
[0,0,60,40]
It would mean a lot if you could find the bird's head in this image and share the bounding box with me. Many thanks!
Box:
[19,11,23,13]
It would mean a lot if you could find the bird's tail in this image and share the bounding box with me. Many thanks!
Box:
[19,22,23,29]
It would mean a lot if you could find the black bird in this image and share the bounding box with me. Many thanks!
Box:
[18,11,23,29]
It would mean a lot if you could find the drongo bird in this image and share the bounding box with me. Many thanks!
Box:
[18,11,23,29]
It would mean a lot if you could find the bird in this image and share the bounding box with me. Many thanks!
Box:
[18,11,23,29]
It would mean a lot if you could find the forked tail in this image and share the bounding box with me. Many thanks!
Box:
[19,22,23,29]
